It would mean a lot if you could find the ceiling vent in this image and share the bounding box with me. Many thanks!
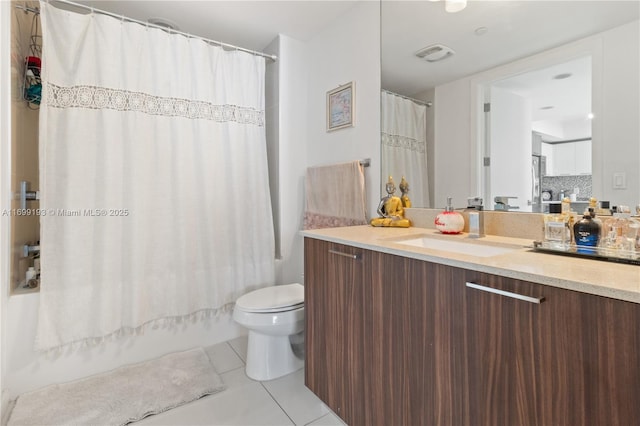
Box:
[415,44,455,62]
[147,17,181,32]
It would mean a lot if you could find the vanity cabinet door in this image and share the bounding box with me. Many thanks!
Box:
[304,238,368,425]
[462,270,640,426]
[463,272,547,425]
[367,254,467,426]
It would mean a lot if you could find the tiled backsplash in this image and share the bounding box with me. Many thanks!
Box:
[541,175,592,201]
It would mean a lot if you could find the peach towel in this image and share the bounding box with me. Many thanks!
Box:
[304,161,367,229]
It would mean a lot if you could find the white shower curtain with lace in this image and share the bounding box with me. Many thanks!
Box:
[37,3,275,351]
[381,91,430,207]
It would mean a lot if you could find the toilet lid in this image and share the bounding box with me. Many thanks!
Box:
[235,283,304,313]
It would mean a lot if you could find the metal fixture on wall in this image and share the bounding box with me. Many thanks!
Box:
[23,243,40,258]
[20,180,39,209]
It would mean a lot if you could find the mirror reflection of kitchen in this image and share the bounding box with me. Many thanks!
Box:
[484,56,592,213]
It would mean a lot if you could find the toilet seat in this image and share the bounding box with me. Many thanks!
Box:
[235,283,304,313]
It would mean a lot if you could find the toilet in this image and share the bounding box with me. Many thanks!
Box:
[232,283,304,381]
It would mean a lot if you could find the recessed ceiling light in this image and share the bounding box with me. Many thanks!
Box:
[587,112,595,119]
[474,27,488,36]
[540,106,554,110]
[445,0,467,13]
[553,73,573,80]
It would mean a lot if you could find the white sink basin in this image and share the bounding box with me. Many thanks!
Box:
[392,235,521,258]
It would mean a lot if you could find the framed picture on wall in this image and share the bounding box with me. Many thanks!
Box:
[326,82,355,131]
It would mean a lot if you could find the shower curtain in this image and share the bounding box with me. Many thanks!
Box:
[36,3,275,351]
[381,91,430,207]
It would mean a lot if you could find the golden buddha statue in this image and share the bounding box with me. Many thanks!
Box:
[399,176,412,208]
[370,176,411,228]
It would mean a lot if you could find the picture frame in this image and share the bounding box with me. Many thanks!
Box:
[326,82,355,131]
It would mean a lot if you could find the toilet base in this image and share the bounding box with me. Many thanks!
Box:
[245,331,304,381]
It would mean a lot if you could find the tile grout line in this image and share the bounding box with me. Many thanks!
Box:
[226,340,247,364]
[258,381,297,426]
[224,338,329,425]
[225,339,296,423]
[302,412,337,426]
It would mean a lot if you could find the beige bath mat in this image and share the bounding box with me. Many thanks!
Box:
[8,347,225,425]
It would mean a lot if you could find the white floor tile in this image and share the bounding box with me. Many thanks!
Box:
[137,368,293,426]
[228,335,248,362]
[305,412,346,426]
[204,342,244,374]
[134,336,342,426]
[261,369,329,426]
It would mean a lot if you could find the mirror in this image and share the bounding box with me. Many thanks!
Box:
[381,1,640,210]
[481,56,592,212]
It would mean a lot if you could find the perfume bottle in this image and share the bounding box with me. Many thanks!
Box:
[574,209,601,253]
[602,211,640,254]
[544,203,569,248]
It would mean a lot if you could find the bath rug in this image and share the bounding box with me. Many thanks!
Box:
[8,347,225,425]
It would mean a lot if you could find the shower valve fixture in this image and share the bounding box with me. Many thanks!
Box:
[20,181,39,210]
[23,244,40,258]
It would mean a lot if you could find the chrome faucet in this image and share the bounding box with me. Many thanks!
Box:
[466,197,484,238]
[494,196,519,211]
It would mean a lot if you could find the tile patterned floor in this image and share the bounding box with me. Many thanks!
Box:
[135,336,345,426]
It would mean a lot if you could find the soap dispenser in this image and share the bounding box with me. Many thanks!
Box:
[435,197,464,234]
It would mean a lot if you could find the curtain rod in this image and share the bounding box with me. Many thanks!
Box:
[15,1,278,62]
[382,89,432,107]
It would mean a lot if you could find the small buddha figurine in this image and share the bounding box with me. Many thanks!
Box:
[399,176,412,208]
[370,176,411,228]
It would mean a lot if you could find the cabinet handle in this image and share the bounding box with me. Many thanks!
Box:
[328,249,361,260]
[466,282,544,304]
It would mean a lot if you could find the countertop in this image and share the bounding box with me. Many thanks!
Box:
[301,226,640,304]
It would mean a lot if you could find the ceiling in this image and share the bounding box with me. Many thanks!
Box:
[381,1,640,97]
[58,1,638,127]
[492,56,592,125]
[67,1,360,52]
[64,2,639,93]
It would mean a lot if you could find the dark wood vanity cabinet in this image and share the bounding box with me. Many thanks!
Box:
[462,269,640,426]
[304,237,640,426]
[304,239,369,425]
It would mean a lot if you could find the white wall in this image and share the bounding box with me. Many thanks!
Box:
[304,2,381,217]
[489,87,532,211]
[265,37,281,260]
[598,21,639,207]
[275,34,308,286]
[434,77,473,209]
[434,20,640,209]
[274,0,380,286]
